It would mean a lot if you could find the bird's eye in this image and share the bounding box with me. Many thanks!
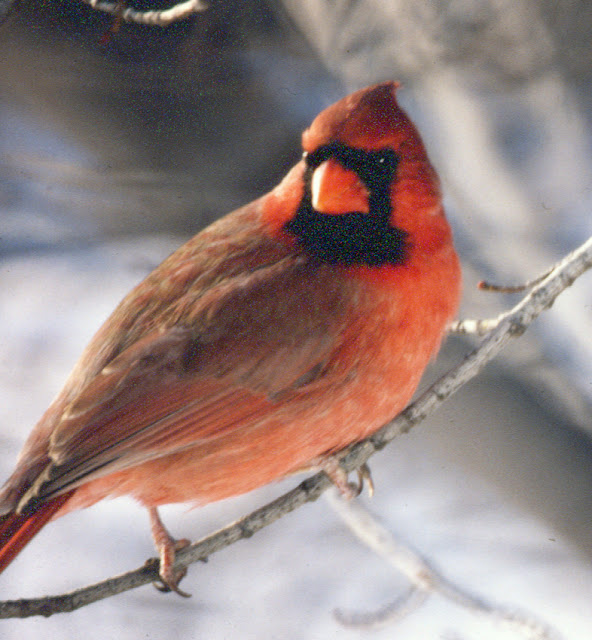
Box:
[375,150,396,166]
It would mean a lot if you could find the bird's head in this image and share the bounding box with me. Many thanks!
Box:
[263,82,452,269]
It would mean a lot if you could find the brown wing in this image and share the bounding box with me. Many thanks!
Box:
[8,207,355,509]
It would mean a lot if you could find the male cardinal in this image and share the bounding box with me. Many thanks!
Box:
[0,82,460,594]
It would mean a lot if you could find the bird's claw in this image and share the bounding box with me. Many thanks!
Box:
[356,463,375,497]
[321,457,375,499]
[154,567,190,597]
[152,537,191,597]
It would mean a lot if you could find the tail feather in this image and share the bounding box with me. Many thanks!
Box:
[0,491,74,574]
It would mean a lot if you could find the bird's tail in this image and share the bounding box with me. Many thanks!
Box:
[0,491,74,574]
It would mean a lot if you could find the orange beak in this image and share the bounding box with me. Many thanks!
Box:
[311,158,370,215]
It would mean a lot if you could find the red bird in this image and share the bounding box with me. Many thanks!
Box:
[0,82,461,594]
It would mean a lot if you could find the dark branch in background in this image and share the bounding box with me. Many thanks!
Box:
[80,0,208,26]
[0,235,590,619]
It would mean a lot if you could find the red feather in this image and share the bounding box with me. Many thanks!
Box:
[0,491,74,574]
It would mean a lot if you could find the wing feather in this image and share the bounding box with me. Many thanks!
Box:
[22,251,354,506]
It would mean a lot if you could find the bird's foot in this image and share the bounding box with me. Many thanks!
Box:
[319,457,374,499]
[149,507,192,598]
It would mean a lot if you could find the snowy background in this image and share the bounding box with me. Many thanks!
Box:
[0,1,591,638]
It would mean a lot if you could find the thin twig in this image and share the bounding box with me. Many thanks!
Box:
[0,235,590,618]
[478,267,553,293]
[328,493,560,639]
[81,0,207,26]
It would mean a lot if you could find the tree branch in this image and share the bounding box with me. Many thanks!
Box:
[81,0,208,27]
[0,235,590,619]
[328,493,558,639]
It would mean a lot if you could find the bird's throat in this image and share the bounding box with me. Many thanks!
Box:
[284,142,408,267]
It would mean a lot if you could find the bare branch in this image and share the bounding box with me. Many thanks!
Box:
[335,585,428,629]
[0,235,590,618]
[477,268,552,293]
[81,0,207,27]
[328,492,560,639]
[448,317,501,336]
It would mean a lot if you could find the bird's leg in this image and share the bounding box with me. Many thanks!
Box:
[148,507,191,598]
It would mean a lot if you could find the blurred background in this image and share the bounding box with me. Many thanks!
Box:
[0,1,591,638]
